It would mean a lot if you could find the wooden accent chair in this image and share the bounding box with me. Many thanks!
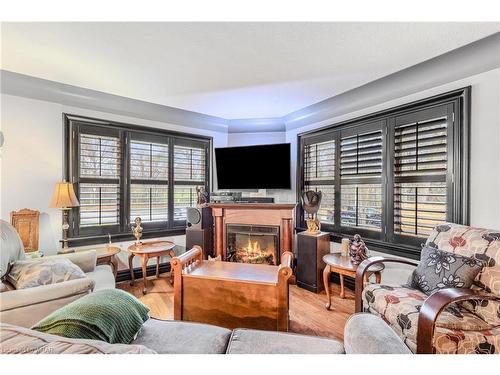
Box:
[355,223,500,354]
[10,209,40,253]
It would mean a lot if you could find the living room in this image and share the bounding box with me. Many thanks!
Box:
[1,0,500,371]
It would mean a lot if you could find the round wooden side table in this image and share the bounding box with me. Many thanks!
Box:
[96,246,121,279]
[128,240,176,294]
[323,253,384,310]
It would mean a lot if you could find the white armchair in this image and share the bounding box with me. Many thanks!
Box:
[0,219,115,327]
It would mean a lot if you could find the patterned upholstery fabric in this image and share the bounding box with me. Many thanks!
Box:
[362,284,498,353]
[426,223,500,325]
[6,258,86,289]
[425,223,500,296]
[363,222,500,354]
[409,245,484,295]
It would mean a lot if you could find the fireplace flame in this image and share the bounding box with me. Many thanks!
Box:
[246,238,261,254]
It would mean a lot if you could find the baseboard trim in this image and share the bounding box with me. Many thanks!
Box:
[116,263,172,283]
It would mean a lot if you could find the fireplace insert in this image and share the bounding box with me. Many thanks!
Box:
[226,224,280,265]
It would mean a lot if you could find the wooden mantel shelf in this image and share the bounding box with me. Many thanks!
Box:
[209,203,296,210]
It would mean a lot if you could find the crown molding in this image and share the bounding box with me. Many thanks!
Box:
[283,32,500,130]
[0,70,229,133]
[227,118,285,133]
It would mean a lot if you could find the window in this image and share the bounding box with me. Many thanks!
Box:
[340,124,384,235]
[65,116,211,245]
[304,139,336,224]
[392,106,449,242]
[173,143,207,223]
[298,88,469,257]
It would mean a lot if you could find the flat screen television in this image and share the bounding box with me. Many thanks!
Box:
[215,143,291,190]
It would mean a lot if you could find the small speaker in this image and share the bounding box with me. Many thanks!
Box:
[186,207,212,229]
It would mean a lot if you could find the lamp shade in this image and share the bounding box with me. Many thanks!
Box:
[49,181,80,209]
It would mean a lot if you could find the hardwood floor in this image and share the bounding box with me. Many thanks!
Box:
[117,274,355,341]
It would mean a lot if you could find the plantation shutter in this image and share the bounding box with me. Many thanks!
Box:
[340,122,384,233]
[393,105,450,240]
[303,136,336,224]
[173,140,208,223]
[76,126,122,235]
[129,135,169,223]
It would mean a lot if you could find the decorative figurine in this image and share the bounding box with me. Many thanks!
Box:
[349,234,369,264]
[341,238,350,257]
[301,190,322,234]
[196,186,209,207]
[132,217,143,245]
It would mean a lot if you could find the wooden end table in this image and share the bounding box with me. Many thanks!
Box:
[323,253,384,310]
[96,246,121,279]
[128,240,176,294]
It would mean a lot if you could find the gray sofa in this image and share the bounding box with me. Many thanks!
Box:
[0,219,115,328]
[0,313,411,354]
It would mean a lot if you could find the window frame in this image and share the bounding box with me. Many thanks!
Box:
[297,87,470,259]
[64,114,212,247]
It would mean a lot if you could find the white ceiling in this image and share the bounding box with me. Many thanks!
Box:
[2,22,500,119]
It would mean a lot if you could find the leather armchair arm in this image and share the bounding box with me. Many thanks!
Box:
[355,256,418,312]
[417,288,500,354]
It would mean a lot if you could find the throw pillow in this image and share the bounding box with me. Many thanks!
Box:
[6,258,86,289]
[32,289,150,344]
[408,245,484,295]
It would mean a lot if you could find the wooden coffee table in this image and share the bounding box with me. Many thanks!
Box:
[323,253,384,310]
[128,240,176,294]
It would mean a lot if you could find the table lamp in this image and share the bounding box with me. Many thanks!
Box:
[49,181,80,250]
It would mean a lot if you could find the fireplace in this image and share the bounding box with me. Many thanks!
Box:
[210,203,295,263]
[226,224,280,265]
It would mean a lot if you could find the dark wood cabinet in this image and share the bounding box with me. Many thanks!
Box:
[296,231,330,293]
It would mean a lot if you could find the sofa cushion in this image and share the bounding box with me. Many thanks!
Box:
[132,318,232,354]
[343,313,411,354]
[362,284,493,353]
[433,325,500,354]
[86,265,116,290]
[6,258,86,289]
[0,323,155,354]
[0,280,14,293]
[408,245,484,295]
[425,223,500,296]
[226,329,344,354]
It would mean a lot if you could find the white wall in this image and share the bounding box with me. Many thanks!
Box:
[0,93,228,255]
[286,68,500,231]
[227,131,285,147]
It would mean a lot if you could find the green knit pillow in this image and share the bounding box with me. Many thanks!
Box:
[32,289,150,344]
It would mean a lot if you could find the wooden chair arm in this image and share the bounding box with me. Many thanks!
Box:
[171,246,203,321]
[355,256,418,312]
[170,246,203,270]
[279,251,293,269]
[417,288,500,354]
[277,251,294,331]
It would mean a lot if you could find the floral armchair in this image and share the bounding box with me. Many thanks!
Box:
[355,223,500,354]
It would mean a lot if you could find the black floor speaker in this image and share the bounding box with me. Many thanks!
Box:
[186,207,213,229]
[186,227,214,259]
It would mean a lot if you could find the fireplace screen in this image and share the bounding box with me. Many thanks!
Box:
[226,224,280,265]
